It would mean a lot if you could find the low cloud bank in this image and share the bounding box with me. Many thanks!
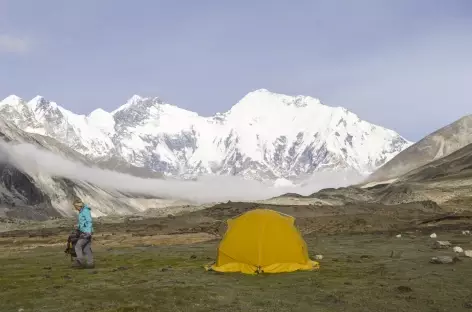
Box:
[0,141,364,203]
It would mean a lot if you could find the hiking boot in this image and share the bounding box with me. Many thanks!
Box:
[84,263,95,269]
[71,260,84,269]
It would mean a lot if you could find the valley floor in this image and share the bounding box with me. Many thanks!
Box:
[1,225,472,311]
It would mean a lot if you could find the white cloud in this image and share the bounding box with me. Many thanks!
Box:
[0,141,363,203]
[0,34,30,54]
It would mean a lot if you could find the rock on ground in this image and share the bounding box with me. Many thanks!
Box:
[464,250,472,258]
[453,246,464,253]
[430,256,455,264]
[434,241,452,249]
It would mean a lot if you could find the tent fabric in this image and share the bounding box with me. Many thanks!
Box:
[205,209,320,274]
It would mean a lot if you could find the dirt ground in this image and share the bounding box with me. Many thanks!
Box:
[1,201,472,312]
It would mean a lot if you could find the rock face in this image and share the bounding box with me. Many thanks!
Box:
[367,115,472,183]
[392,142,472,184]
[0,163,44,206]
[0,90,412,182]
[0,162,61,220]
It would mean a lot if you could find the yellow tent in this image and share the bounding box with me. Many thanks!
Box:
[205,208,320,274]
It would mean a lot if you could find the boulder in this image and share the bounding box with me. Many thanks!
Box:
[453,246,464,253]
[433,241,452,249]
[430,256,459,264]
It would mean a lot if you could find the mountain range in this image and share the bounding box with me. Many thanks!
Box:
[0,89,413,182]
[2,88,472,220]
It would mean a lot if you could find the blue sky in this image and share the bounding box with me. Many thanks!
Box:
[1,0,471,140]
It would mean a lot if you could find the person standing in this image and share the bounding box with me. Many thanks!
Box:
[72,198,94,268]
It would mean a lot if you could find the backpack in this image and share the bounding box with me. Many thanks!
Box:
[64,229,80,261]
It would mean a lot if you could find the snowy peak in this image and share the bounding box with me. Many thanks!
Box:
[87,108,116,136]
[26,95,63,118]
[88,108,113,120]
[1,95,61,113]
[88,107,109,116]
[237,89,323,108]
[0,94,115,157]
[225,89,352,139]
[214,89,339,124]
[111,95,201,131]
[112,94,167,115]
[112,94,145,114]
[1,94,24,105]
[28,95,47,105]
[0,95,38,130]
[26,96,71,125]
[128,94,144,103]
[27,95,54,109]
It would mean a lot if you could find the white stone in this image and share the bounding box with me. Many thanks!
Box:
[430,233,437,238]
[462,230,471,235]
[396,234,402,238]
[453,246,464,253]
[314,255,323,260]
[464,250,472,258]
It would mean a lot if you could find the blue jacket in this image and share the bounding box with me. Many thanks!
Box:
[77,205,93,234]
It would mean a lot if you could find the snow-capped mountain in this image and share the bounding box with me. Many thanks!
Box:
[0,89,413,181]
